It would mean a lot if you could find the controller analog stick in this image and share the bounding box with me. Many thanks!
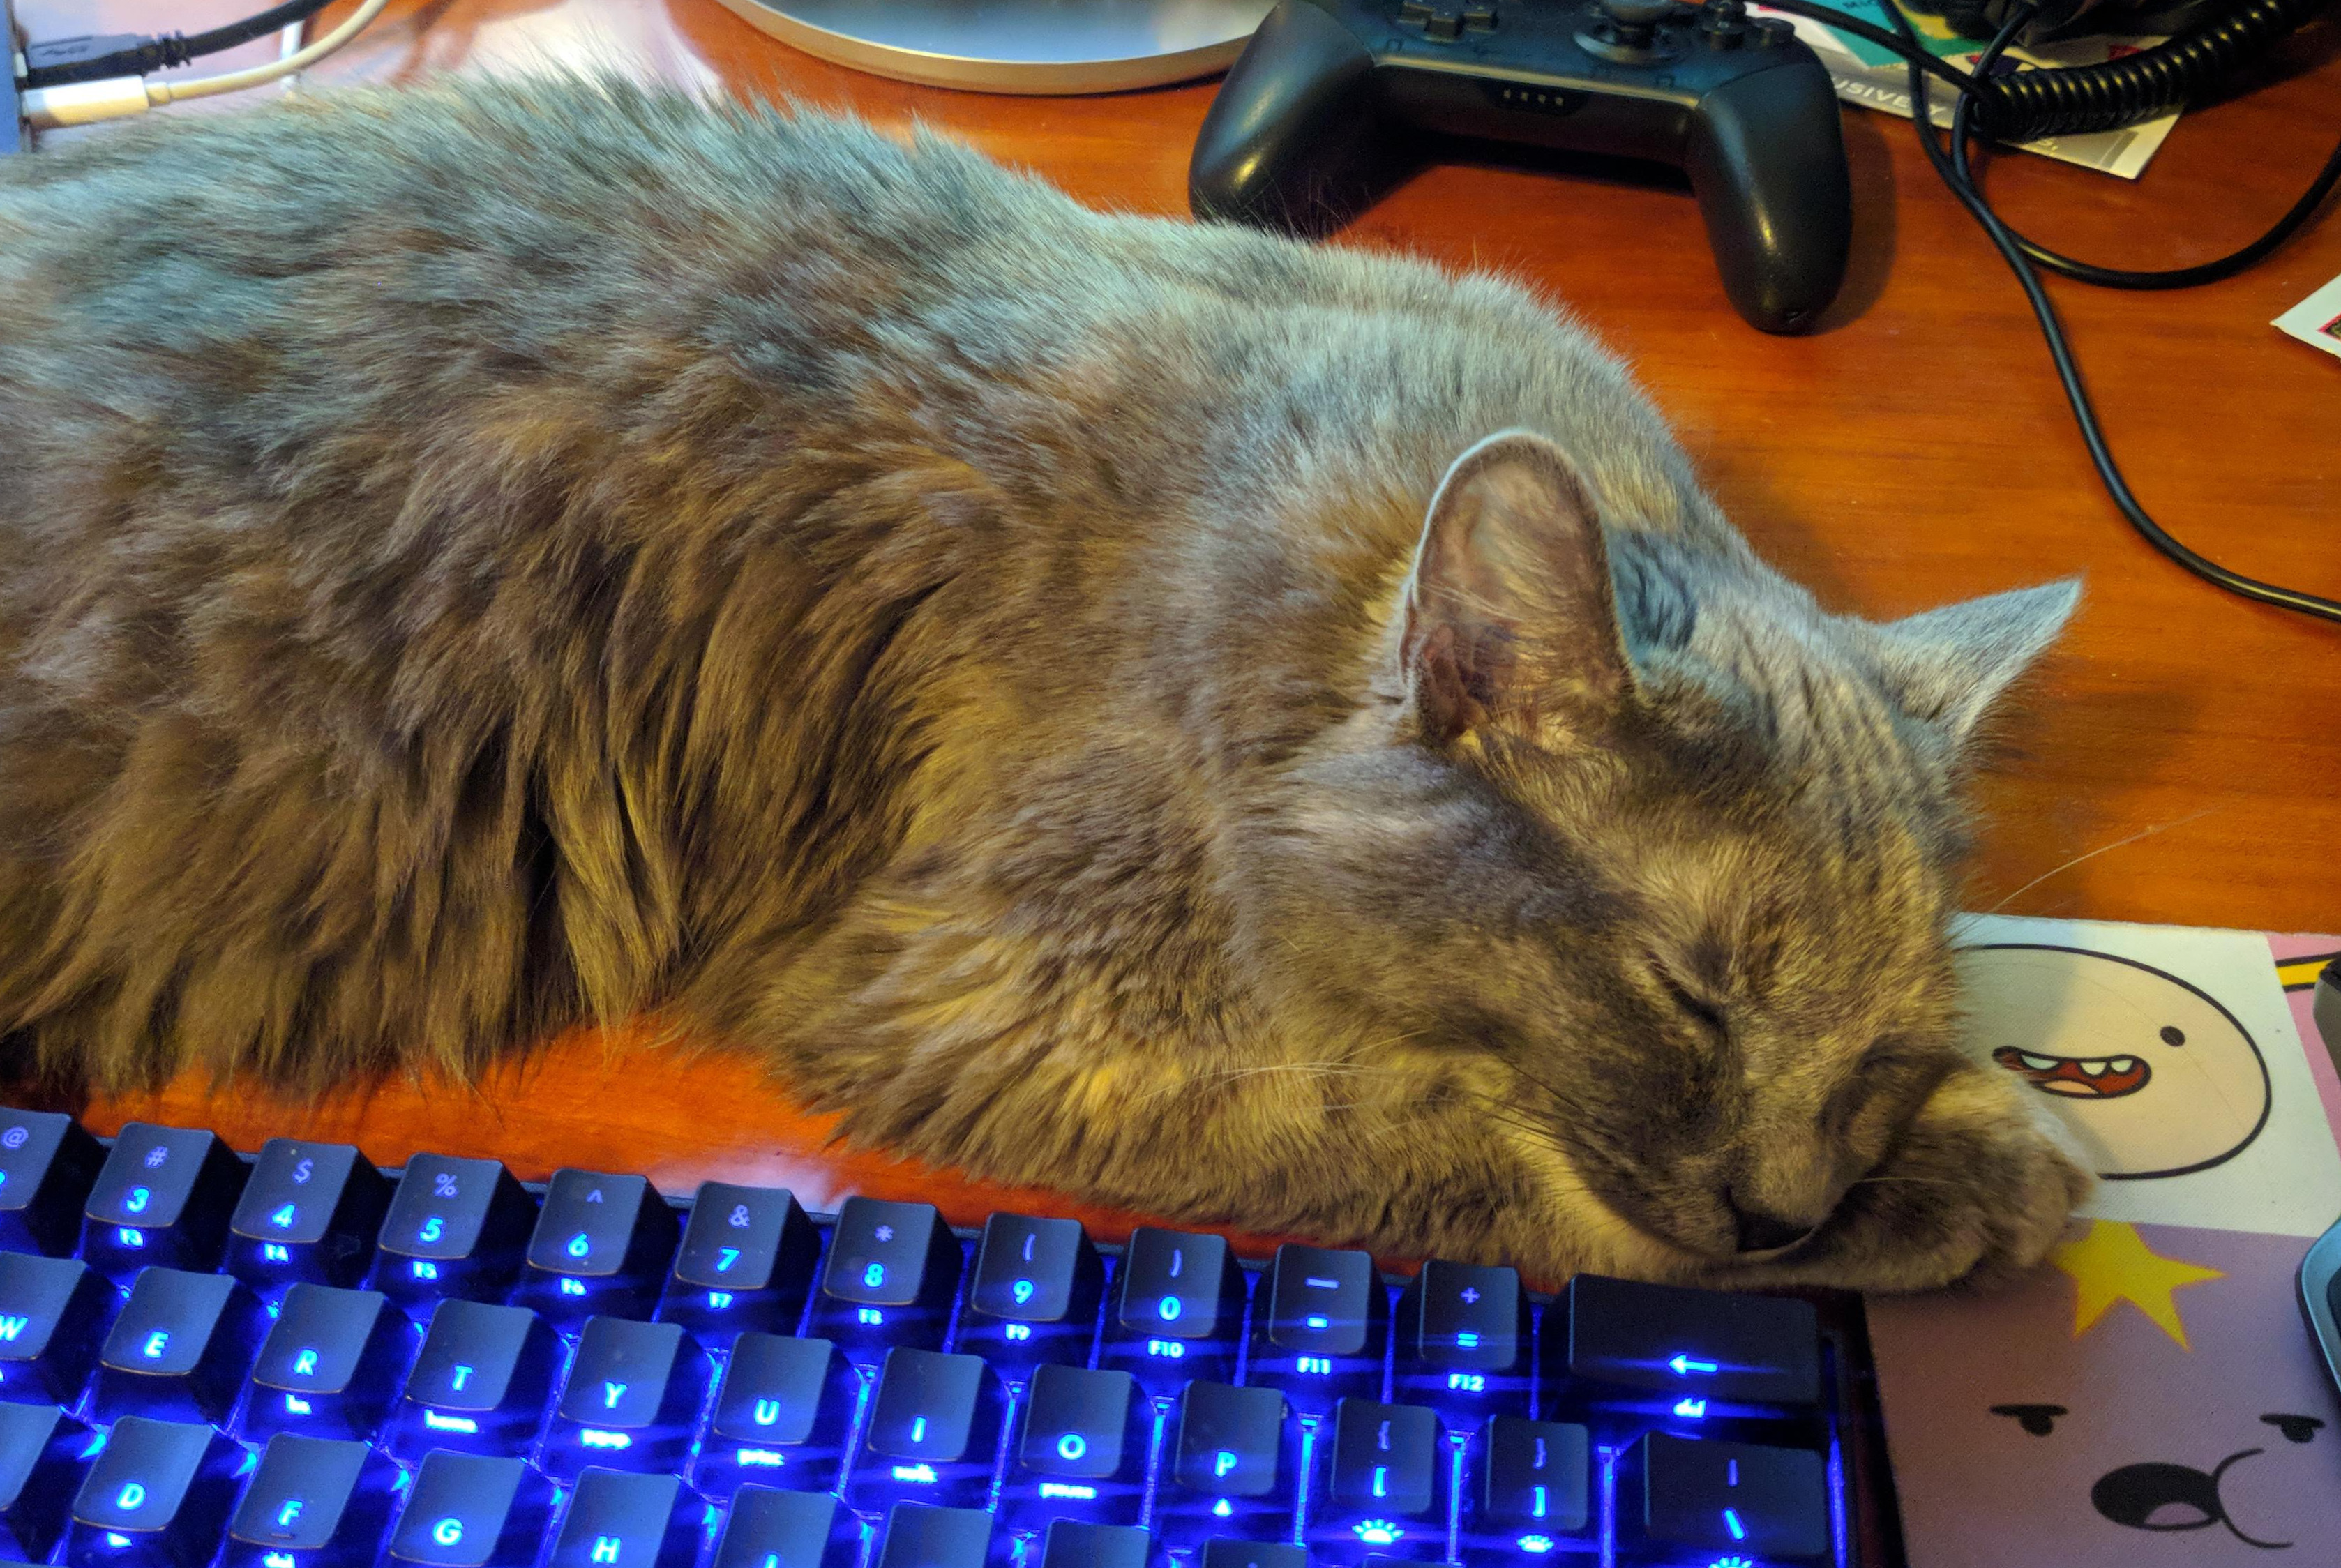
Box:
[1592,0,1676,52]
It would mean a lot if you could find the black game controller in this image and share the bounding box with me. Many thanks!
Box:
[1190,0,1856,332]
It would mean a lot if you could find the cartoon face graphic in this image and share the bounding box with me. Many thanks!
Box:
[1989,1403,2328,1550]
[1955,944,2271,1180]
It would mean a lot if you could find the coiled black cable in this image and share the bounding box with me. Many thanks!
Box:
[1967,0,2332,138]
[1758,0,2335,142]
[1763,0,2341,285]
[1895,0,2341,624]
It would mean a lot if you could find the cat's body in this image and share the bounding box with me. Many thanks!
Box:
[0,79,2088,1291]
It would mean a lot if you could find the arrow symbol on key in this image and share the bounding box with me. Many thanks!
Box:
[1668,1354,1719,1375]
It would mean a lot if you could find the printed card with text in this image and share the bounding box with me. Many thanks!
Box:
[2275,275,2341,363]
[1872,918,2341,1568]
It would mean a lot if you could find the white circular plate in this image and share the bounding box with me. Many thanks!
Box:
[711,0,1277,94]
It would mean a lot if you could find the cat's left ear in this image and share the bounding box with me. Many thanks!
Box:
[1399,430,1629,747]
[1869,579,2081,746]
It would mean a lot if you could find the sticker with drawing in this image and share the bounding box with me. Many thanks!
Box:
[1946,917,2341,1239]
[1959,944,2271,1179]
[1870,1218,2341,1567]
[1871,917,2341,1568]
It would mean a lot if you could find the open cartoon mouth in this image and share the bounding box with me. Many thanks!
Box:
[1992,1046,2152,1099]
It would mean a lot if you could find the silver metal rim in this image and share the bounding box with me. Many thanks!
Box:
[707,0,1267,95]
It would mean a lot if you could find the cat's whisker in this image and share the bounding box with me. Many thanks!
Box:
[1980,808,2215,914]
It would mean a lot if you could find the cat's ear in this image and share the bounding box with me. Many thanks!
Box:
[1870,579,2080,746]
[1399,430,1629,747]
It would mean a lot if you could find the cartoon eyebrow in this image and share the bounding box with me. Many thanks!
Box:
[2259,1413,2325,1444]
[1990,1403,2068,1436]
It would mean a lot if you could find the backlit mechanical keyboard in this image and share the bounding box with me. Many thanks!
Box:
[0,1108,1860,1568]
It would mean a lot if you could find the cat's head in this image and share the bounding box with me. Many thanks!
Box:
[1255,430,2078,1272]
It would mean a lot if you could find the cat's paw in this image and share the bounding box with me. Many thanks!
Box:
[1745,1064,2093,1294]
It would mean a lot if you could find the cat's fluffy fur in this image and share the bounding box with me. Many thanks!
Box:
[0,78,2090,1291]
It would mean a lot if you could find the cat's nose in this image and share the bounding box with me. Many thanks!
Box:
[1729,1200,1816,1254]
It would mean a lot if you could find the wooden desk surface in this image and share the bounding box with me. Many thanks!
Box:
[16,1,2341,1231]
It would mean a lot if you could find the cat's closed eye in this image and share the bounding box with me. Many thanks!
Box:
[1651,964,1729,1038]
[1824,1043,1948,1142]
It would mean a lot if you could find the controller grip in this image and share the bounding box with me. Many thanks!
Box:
[1189,0,1380,233]
[1684,63,1854,333]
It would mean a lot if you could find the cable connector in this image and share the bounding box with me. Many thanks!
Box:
[24,32,191,87]
[22,76,154,130]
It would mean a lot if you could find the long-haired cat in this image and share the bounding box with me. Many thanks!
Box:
[0,77,2090,1292]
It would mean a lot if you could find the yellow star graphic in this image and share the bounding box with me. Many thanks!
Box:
[2051,1219,2225,1349]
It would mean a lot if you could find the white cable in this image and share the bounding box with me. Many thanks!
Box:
[278,15,309,94]
[148,0,389,105]
[22,0,390,129]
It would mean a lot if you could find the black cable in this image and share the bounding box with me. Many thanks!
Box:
[1764,0,2335,145]
[1969,0,2331,138]
[1768,0,2341,285]
[20,0,333,89]
[1892,0,2341,623]
[1955,99,2341,289]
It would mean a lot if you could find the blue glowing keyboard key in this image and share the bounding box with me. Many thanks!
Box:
[999,1364,1147,1534]
[808,1198,961,1360]
[846,1348,1005,1513]
[1542,1275,1819,1423]
[220,1434,401,1568]
[91,1267,269,1426]
[541,1468,702,1568]
[1394,1261,1530,1424]
[709,1486,859,1568]
[384,1451,555,1568]
[239,1283,413,1445]
[1248,1244,1385,1416]
[1036,1521,1150,1568]
[1100,1228,1247,1395]
[1198,1539,1307,1568]
[542,1317,711,1482]
[957,1214,1103,1373]
[1360,1555,1439,1568]
[1308,1400,1446,1567]
[0,1402,94,1561]
[366,1154,537,1313]
[225,1140,391,1297]
[872,1502,992,1568]
[80,1124,248,1284]
[1616,1433,1828,1566]
[694,1333,855,1500]
[511,1170,680,1328]
[0,1109,104,1257]
[656,1183,820,1350]
[64,1415,242,1568]
[383,1299,560,1462]
[1155,1382,1298,1555]
[1457,1417,1591,1564]
[0,1251,118,1403]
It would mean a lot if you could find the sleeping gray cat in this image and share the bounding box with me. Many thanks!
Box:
[0,77,2091,1292]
